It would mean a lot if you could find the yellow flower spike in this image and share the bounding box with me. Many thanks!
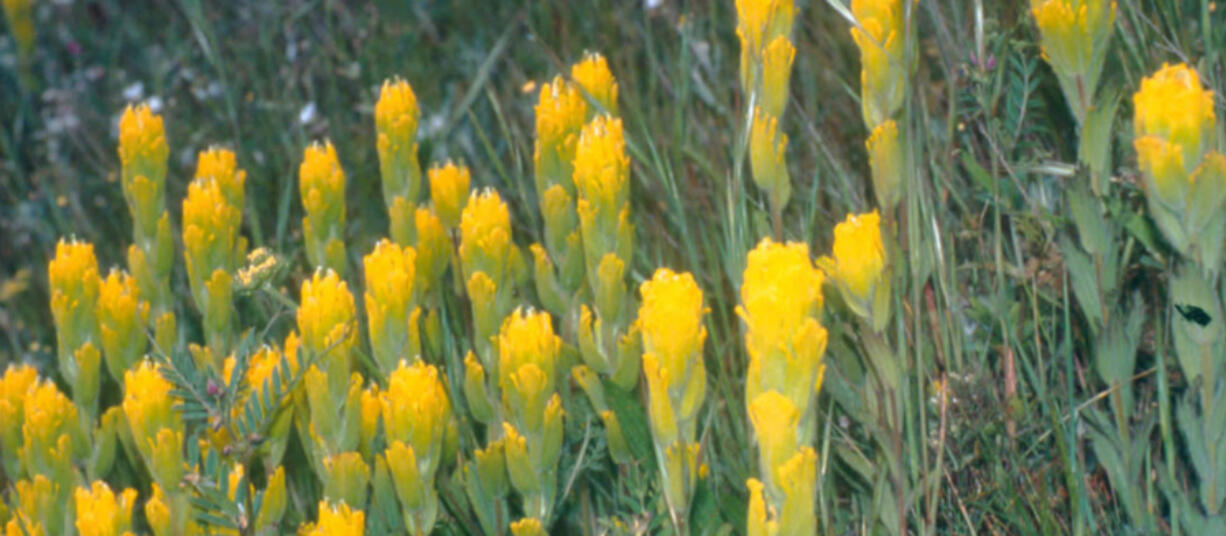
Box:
[118,104,169,233]
[363,240,421,373]
[123,361,183,488]
[760,36,795,119]
[735,0,796,94]
[464,351,495,423]
[867,120,903,210]
[413,206,451,296]
[299,140,347,276]
[748,390,800,489]
[96,269,148,383]
[48,238,100,378]
[460,188,513,285]
[75,481,137,536]
[193,147,246,210]
[376,77,423,214]
[297,269,357,381]
[574,115,632,274]
[850,0,908,127]
[497,309,562,415]
[0,364,38,477]
[382,360,451,470]
[303,501,365,536]
[571,52,619,115]
[535,77,588,196]
[182,176,243,317]
[428,161,471,229]
[738,239,824,392]
[1031,0,1116,121]
[510,517,547,536]
[322,452,370,509]
[749,109,791,218]
[829,210,888,323]
[541,393,566,467]
[20,379,83,483]
[1133,64,1215,154]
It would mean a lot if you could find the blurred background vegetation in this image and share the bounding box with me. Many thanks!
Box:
[2,0,1225,533]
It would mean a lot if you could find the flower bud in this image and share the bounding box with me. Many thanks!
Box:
[428,161,470,230]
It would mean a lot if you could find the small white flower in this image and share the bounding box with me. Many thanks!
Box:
[298,102,318,125]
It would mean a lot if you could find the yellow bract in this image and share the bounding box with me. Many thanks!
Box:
[571,52,618,114]
[536,77,588,164]
[298,269,356,354]
[459,188,513,284]
[738,238,823,367]
[736,0,795,85]
[428,161,471,229]
[122,361,180,451]
[497,308,562,401]
[382,360,451,463]
[1133,63,1215,165]
[299,141,347,275]
[363,240,420,372]
[760,36,795,118]
[749,109,791,211]
[0,365,38,475]
[830,210,886,313]
[194,147,245,209]
[638,268,706,383]
[303,501,365,536]
[118,104,168,179]
[96,269,148,382]
[375,77,420,152]
[74,481,137,536]
[850,0,907,127]
[49,238,100,364]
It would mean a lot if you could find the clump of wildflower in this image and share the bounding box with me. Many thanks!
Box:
[300,141,348,276]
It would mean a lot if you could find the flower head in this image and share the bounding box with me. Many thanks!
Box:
[535,77,588,199]
[382,360,451,467]
[1133,63,1215,179]
[749,109,791,211]
[638,268,707,383]
[375,77,423,208]
[303,501,365,536]
[118,104,168,190]
[49,238,100,359]
[363,240,420,372]
[299,141,347,275]
[850,0,908,126]
[574,115,633,270]
[428,161,470,229]
[193,147,245,209]
[74,481,137,536]
[297,269,357,373]
[122,361,181,453]
[571,52,618,115]
[96,269,148,381]
[459,188,513,284]
[829,210,887,318]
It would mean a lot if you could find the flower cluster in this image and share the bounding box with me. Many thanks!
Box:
[737,0,796,220]
[300,141,348,276]
[376,78,424,244]
[183,148,246,358]
[851,0,912,210]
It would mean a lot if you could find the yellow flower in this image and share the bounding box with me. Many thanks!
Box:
[749,109,791,213]
[1133,63,1215,182]
[12,475,59,536]
[760,36,795,118]
[535,77,588,195]
[736,0,795,94]
[299,140,347,275]
[574,114,633,273]
[303,501,365,536]
[297,269,357,375]
[459,188,513,284]
[638,269,706,374]
[382,360,451,469]
[571,52,618,115]
[1031,0,1116,119]
[0,364,37,477]
[122,361,183,488]
[96,269,149,382]
[182,177,243,310]
[118,104,168,197]
[828,210,886,319]
[375,77,423,214]
[193,147,245,209]
[414,207,452,297]
[748,390,800,481]
[738,238,823,365]
[363,240,420,373]
[510,517,547,536]
[498,309,563,439]
[850,0,908,126]
[20,379,82,481]
[74,481,137,536]
[428,161,470,229]
[48,238,100,361]
[866,120,903,210]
